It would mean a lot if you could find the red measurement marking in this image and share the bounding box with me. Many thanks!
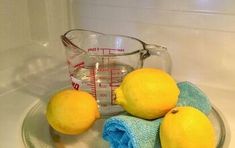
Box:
[98,76,121,79]
[110,69,115,104]
[73,62,85,68]
[99,93,107,97]
[88,48,96,51]
[97,68,110,72]
[96,77,110,80]
[111,68,123,71]
[89,68,97,99]
[87,48,125,52]
[97,68,121,71]
[110,83,119,87]
[86,83,94,86]
[70,75,80,90]
[98,83,109,88]
[72,81,79,90]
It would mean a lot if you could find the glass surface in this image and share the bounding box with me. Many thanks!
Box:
[22,99,226,148]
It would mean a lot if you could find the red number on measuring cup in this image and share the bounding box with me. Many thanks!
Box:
[72,81,80,90]
[70,75,81,90]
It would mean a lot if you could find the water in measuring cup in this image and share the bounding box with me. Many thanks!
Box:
[71,62,134,115]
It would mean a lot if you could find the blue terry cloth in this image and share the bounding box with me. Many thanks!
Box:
[177,81,212,115]
[103,115,162,148]
[102,81,212,148]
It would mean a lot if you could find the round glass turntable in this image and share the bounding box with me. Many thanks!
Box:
[22,91,226,148]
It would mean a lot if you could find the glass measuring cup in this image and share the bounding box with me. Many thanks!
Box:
[61,29,171,116]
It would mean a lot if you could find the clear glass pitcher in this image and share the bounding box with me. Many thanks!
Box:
[61,29,171,116]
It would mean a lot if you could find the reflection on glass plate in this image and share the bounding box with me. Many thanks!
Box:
[22,100,226,148]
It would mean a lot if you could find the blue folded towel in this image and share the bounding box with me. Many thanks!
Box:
[177,81,212,115]
[102,81,212,148]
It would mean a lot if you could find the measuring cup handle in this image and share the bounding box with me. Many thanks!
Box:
[143,44,172,73]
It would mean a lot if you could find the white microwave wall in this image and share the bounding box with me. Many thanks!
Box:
[1,0,235,91]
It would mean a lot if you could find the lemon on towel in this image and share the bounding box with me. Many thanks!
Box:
[160,106,216,148]
[114,68,179,119]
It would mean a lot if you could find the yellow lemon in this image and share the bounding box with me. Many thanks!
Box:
[115,68,179,119]
[46,89,100,135]
[160,106,216,148]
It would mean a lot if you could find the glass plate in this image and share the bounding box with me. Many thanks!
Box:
[22,100,226,148]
